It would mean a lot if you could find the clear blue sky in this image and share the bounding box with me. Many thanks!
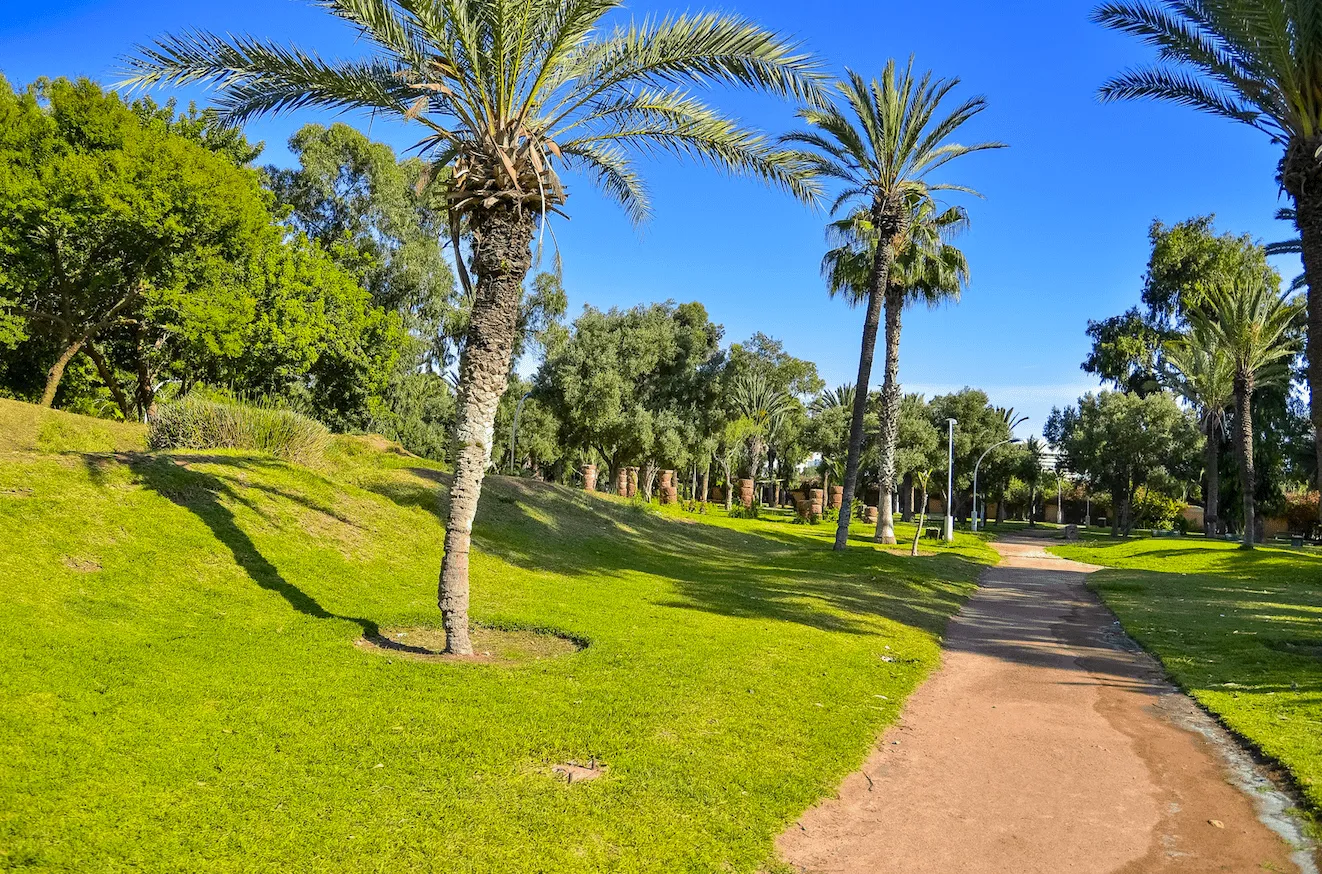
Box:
[0,0,1299,435]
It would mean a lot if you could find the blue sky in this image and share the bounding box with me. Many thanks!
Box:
[0,0,1299,436]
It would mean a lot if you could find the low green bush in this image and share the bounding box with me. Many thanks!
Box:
[728,502,761,520]
[149,396,330,462]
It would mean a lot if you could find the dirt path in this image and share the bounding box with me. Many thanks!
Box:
[778,534,1316,874]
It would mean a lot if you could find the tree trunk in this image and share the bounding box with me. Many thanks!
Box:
[911,479,930,557]
[1235,375,1256,550]
[1203,427,1220,537]
[1027,486,1037,528]
[642,461,658,503]
[875,288,903,544]
[85,341,134,421]
[438,205,535,656]
[701,464,710,504]
[834,216,894,550]
[40,337,87,407]
[1281,136,1322,524]
[722,459,734,512]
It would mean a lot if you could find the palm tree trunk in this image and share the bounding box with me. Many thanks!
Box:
[438,205,535,656]
[1235,375,1256,550]
[1203,427,1220,537]
[834,228,893,551]
[874,288,903,545]
[1282,137,1322,524]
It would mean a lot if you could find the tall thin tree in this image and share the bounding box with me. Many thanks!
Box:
[1163,327,1235,535]
[123,0,824,654]
[786,58,1003,550]
[1188,275,1302,548]
[1093,0,1322,520]
[823,196,971,543]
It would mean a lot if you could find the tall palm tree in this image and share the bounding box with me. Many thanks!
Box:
[810,383,855,415]
[1093,0,1322,520]
[1188,274,1303,549]
[1164,327,1235,535]
[730,371,794,490]
[824,196,971,543]
[123,0,823,654]
[786,58,1003,551]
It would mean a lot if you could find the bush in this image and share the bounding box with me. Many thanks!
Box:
[1131,487,1186,531]
[150,396,330,463]
[1283,492,1320,538]
[729,502,761,520]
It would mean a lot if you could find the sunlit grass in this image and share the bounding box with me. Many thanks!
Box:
[0,403,995,873]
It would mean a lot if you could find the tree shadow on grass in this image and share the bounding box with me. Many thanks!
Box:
[356,473,987,639]
[96,453,381,638]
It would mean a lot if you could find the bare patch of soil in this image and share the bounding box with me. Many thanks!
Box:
[551,760,608,785]
[61,556,102,572]
[356,625,583,665]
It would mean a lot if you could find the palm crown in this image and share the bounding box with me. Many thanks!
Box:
[786,58,1003,238]
[1188,274,1303,387]
[1093,1,1322,144]
[1164,326,1235,435]
[822,195,970,308]
[123,0,826,227]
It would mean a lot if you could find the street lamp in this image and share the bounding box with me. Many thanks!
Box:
[972,437,1023,533]
[944,418,957,542]
[508,390,533,475]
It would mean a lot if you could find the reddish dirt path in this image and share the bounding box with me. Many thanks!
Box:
[778,535,1314,874]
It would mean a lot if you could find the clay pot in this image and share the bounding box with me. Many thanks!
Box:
[582,464,598,492]
[626,467,639,499]
[829,485,844,511]
[738,478,755,509]
[660,486,679,506]
[616,468,629,495]
[660,470,675,490]
[864,506,879,525]
[810,488,825,516]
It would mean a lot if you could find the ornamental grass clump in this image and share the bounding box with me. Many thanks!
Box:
[149,396,330,463]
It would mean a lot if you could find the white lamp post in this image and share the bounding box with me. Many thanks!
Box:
[972,437,1022,533]
[944,418,957,542]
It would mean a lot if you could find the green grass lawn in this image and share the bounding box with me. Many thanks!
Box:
[0,400,994,873]
[1051,536,1322,828]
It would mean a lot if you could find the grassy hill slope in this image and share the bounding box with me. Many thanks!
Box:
[0,399,994,873]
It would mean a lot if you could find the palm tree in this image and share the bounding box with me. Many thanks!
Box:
[992,406,1029,524]
[123,0,824,654]
[1093,0,1322,521]
[1188,274,1303,549]
[786,58,1003,551]
[1164,327,1235,535]
[729,371,794,492]
[810,383,855,415]
[1266,208,1309,291]
[824,196,971,543]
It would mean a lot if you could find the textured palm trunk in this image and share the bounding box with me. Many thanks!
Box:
[1234,375,1256,550]
[438,205,535,656]
[834,212,895,551]
[874,288,903,544]
[1203,427,1220,537]
[1282,138,1322,522]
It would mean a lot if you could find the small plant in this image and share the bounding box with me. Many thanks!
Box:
[822,507,839,523]
[729,502,761,520]
[681,500,708,515]
[149,396,330,463]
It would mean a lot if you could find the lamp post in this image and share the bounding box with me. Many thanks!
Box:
[972,437,1022,533]
[944,418,957,542]
[1056,468,1065,525]
[508,390,533,475]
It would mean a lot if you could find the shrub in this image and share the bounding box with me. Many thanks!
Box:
[1283,492,1320,538]
[1131,487,1186,531]
[729,502,761,520]
[150,396,330,463]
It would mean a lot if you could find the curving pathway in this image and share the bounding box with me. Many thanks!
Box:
[778,533,1316,874]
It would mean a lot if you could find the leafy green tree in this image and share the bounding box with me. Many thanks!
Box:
[1093,2,1322,518]
[126,0,825,654]
[894,392,942,519]
[927,389,1014,521]
[1084,218,1266,395]
[786,59,1003,550]
[536,301,721,495]
[1164,326,1235,534]
[1047,391,1201,536]
[0,77,273,416]
[1189,276,1304,548]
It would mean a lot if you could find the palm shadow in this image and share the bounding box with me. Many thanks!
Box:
[104,453,381,638]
